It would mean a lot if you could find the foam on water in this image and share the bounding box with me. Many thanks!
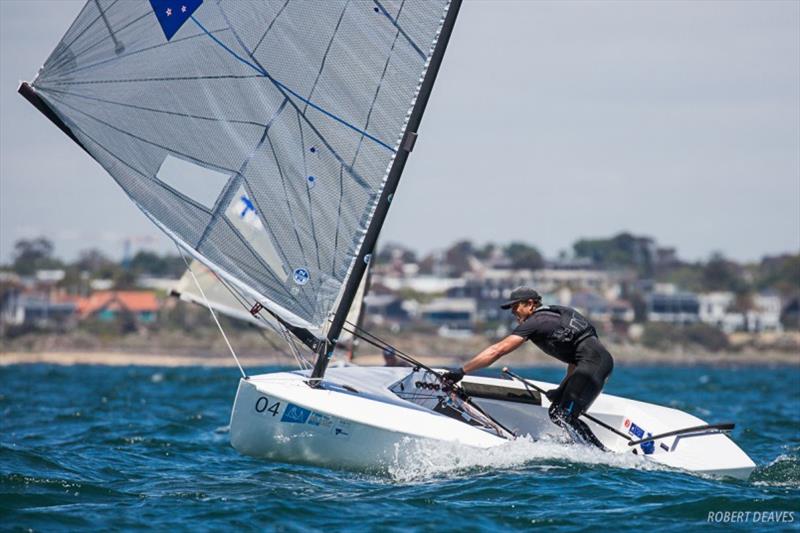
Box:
[387,434,670,482]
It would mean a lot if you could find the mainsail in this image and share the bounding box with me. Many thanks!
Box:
[21,0,461,379]
[172,258,369,356]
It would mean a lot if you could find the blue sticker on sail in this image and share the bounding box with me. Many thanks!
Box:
[149,0,203,41]
[293,268,309,285]
[281,403,311,424]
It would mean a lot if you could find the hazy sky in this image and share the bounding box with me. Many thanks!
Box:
[1,0,798,264]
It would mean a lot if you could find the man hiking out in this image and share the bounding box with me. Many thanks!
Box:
[442,287,614,449]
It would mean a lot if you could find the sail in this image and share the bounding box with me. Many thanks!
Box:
[25,0,457,341]
[172,260,271,329]
[173,258,369,346]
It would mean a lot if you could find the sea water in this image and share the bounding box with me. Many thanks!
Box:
[1,364,798,531]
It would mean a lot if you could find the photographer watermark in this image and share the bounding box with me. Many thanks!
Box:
[707,511,795,524]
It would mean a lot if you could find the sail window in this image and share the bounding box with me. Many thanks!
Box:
[156,154,229,210]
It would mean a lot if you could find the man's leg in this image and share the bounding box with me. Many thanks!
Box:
[548,367,608,450]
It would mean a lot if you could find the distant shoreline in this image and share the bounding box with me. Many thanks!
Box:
[2,346,797,368]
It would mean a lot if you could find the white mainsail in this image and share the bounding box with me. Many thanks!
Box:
[172,259,370,354]
[24,0,455,350]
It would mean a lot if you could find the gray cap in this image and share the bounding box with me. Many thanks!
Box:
[500,287,542,309]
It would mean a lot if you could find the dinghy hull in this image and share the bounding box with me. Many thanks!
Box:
[229,368,504,471]
[230,367,756,479]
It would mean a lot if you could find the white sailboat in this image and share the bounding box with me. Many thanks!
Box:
[22,0,754,479]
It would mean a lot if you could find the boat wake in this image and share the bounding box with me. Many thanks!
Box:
[387,435,669,482]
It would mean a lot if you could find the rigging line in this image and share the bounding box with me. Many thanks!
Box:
[46,0,121,69]
[200,257,308,359]
[337,324,515,439]
[190,15,396,153]
[213,216,317,316]
[177,245,247,379]
[295,113,322,272]
[46,27,230,79]
[251,0,290,55]
[339,325,430,372]
[301,0,351,117]
[342,320,427,368]
[279,322,312,371]
[203,265,289,347]
[40,86,270,128]
[50,6,150,75]
[372,0,426,60]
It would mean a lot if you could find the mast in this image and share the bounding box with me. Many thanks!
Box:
[310,0,464,382]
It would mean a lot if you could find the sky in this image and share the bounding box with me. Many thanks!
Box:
[1,0,798,264]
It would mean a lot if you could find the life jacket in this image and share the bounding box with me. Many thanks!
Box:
[531,305,597,356]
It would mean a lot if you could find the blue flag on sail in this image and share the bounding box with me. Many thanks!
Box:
[149,0,203,41]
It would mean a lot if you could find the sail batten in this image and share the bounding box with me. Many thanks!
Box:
[24,0,457,344]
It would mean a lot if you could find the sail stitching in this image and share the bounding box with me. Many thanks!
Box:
[251,0,291,55]
[190,15,396,153]
[49,5,150,75]
[38,86,268,128]
[46,0,122,69]
[49,93,305,312]
[372,0,426,60]
[44,27,229,79]
[331,0,407,277]
[196,96,290,256]
[45,93,238,177]
[296,114,323,272]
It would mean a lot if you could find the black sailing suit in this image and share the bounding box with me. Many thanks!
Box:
[511,305,614,448]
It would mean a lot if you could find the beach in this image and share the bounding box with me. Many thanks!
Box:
[2,340,797,368]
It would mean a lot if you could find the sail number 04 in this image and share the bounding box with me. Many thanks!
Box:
[255,396,281,416]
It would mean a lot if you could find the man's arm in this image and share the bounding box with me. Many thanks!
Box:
[567,363,576,378]
[462,335,526,374]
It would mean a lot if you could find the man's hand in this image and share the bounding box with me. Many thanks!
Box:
[441,367,465,385]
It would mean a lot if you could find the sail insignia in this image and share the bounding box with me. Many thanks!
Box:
[150,0,203,41]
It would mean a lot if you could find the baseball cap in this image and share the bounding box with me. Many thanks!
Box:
[500,287,541,309]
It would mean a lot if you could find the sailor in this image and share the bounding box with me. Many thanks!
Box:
[441,286,613,449]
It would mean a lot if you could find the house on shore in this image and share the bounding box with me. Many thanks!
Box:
[76,291,160,324]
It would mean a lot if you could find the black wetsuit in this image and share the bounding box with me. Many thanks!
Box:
[512,305,614,448]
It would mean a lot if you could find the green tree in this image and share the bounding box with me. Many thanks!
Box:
[11,237,62,275]
[756,254,800,296]
[504,242,544,270]
[702,253,748,293]
[129,251,185,277]
[76,249,117,276]
[573,232,654,275]
[445,240,475,276]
